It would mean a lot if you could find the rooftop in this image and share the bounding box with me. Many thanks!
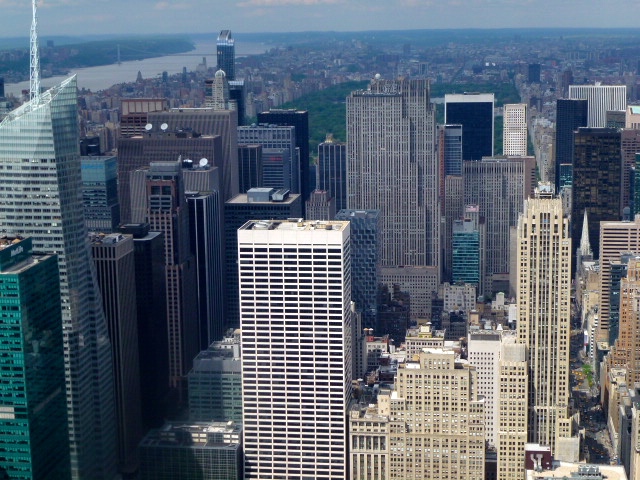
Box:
[241,219,349,233]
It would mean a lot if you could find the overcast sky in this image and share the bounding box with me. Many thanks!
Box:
[0,0,639,38]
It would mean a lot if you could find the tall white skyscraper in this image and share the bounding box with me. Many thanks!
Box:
[569,83,627,127]
[503,103,527,156]
[347,77,439,270]
[516,189,577,456]
[0,76,117,479]
[239,219,352,479]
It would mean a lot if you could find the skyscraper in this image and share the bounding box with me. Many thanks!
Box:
[503,103,527,156]
[237,124,299,193]
[464,156,536,296]
[335,209,381,330]
[569,83,627,128]
[132,161,199,394]
[216,30,235,80]
[81,155,120,232]
[317,134,347,212]
[516,192,577,455]
[445,93,494,160]
[554,99,588,192]
[239,219,352,479]
[224,188,302,328]
[91,233,143,476]
[571,127,622,261]
[621,129,640,213]
[0,74,117,479]
[452,214,481,287]
[347,77,439,270]
[257,109,310,205]
[597,218,640,344]
[442,124,463,175]
[238,144,263,193]
[0,237,69,480]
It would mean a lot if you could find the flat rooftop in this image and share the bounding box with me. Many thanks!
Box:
[241,219,349,233]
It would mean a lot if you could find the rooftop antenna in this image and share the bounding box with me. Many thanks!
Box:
[29,0,40,104]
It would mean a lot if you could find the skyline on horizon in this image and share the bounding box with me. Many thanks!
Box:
[0,0,639,38]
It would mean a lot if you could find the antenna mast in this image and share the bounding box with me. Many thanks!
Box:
[29,0,40,104]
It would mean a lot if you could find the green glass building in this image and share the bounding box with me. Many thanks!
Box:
[0,237,69,479]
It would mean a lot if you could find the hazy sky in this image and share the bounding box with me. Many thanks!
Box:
[0,0,639,38]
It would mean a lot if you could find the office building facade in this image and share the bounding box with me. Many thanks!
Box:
[517,194,575,454]
[139,421,242,480]
[335,209,381,331]
[0,237,69,480]
[81,155,120,232]
[464,156,536,296]
[0,76,117,479]
[239,219,352,479]
[91,233,143,476]
[257,109,310,204]
[571,128,622,261]
[503,103,527,156]
[569,83,627,128]
[224,188,302,328]
[452,216,481,288]
[317,135,348,212]
[347,77,439,270]
[554,99,588,192]
[188,332,243,423]
[445,93,494,160]
[238,144,263,193]
[306,189,336,220]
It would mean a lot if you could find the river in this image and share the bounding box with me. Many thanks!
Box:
[4,41,268,97]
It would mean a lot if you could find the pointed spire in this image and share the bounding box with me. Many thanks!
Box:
[29,0,40,104]
[579,209,592,257]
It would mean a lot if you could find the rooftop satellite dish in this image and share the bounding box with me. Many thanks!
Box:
[145,123,153,131]
[199,158,208,167]
[160,123,168,131]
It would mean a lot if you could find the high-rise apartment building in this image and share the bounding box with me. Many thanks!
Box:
[503,103,527,156]
[317,135,348,212]
[571,128,622,261]
[335,209,381,330]
[0,76,117,479]
[239,219,352,479]
[445,93,494,160]
[224,188,302,328]
[257,109,310,204]
[555,99,588,192]
[347,77,439,270]
[597,217,640,344]
[0,237,69,480]
[569,83,627,128]
[81,155,120,232]
[216,30,235,80]
[91,233,143,476]
[516,193,576,455]
[464,156,536,296]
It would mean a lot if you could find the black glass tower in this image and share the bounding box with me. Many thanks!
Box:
[555,99,588,192]
[216,30,235,81]
[444,94,494,161]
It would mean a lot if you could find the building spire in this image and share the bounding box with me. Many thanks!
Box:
[579,209,592,257]
[29,0,40,104]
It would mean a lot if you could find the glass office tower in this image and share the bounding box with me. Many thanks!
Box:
[0,237,69,480]
[0,76,117,479]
